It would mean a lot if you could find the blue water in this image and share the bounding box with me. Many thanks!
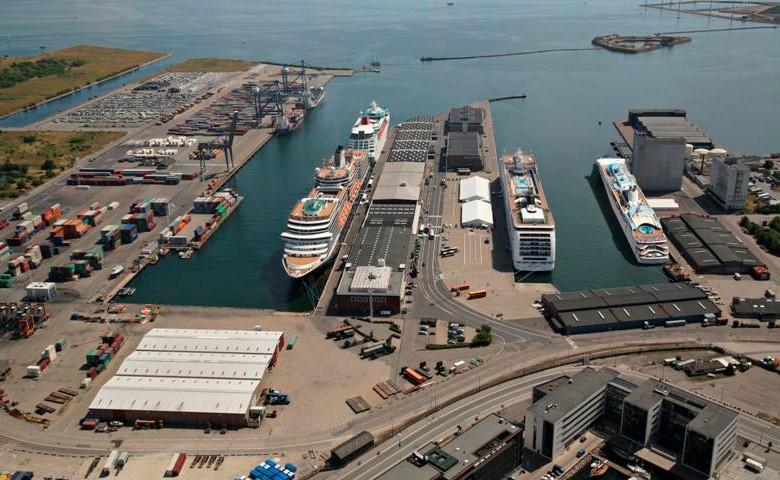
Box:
[2,0,779,309]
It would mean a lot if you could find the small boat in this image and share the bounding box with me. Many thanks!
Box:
[110,265,124,278]
[159,248,170,256]
[628,464,652,479]
[117,287,136,297]
[590,459,609,477]
[369,56,381,68]
[149,254,159,265]
[178,249,193,260]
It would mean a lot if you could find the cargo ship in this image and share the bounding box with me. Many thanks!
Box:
[499,149,556,271]
[348,101,390,162]
[305,85,325,109]
[595,158,669,264]
[281,146,369,278]
[275,102,305,135]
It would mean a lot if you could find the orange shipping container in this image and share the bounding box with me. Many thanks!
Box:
[467,289,487,299]
[402,367,426,385]
[450,283,470,292]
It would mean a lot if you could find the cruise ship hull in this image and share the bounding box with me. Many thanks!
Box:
[595,161,668,265]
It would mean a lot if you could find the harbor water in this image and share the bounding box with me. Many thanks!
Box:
[1,0,779,309]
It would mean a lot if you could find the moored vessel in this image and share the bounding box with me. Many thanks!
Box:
[590,459,609,477]
[348,101,390,162]
[499,149,556,271]
[304,85,325,109]
[595,158,669,264]
[275,102,306,135]
[281,147,369,278]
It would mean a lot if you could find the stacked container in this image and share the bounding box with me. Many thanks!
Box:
[121,211,155,232]
[8,256,30,277]
[151,198,170,216]
[48,264,77,282]
[0,241,10,260]
[24,245,43,269]
[62,219,90,239]
[119,224,138,244]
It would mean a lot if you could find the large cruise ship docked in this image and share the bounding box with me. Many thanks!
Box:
[499,150,556,271]
[595,157,669,264]
[281,147,369,278]
[348,101,390,162]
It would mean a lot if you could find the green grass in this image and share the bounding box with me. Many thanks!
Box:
[0,131,124,198]
[0,45,166,117]
[166,58,256,73]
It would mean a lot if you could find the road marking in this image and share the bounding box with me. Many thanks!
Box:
[565,337,578,349]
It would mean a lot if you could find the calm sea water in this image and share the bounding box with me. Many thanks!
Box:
[2,0,778,310]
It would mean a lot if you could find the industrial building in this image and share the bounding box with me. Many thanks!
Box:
[372,162,425,204]
[335,116,433,314]
[459,176,490,203]
[445,132,483,171]
[377,413,523,480]
[542,283,720,334]
[88,328,283,427]
[707,157,750,210]
[662,214,764,274]
[731,296,780,320]
[614,109,713,192]
[446,106,484,134]
[526,368,738,478]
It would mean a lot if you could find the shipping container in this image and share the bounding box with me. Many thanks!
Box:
[467,289,487,299]
[402,367,427,385]
[164,452,186,477]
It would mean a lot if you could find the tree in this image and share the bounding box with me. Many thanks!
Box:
[471,325,493,347]
[764,159,775,170]
[41,159,55,171]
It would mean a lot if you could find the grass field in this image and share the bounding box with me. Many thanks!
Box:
[0,45,166,117]
[0,130,124,198]
[166,58,256,72]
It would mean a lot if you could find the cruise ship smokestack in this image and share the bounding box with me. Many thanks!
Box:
[335,145,345,168]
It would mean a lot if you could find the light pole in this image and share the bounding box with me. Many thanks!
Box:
[368,288,374,340]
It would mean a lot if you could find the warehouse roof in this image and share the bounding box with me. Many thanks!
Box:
[331,431,375,462]
[638,283,708,302]
[88,376,259,415]
[347,203,417,269]
[459,176,490,203]
[446,132,480,157]
[373,171,424,203]
[118,351,271,380]
[558,308,618,328]
[461,200,493,227]
[136,328,282,355]
[660,299,721,319]
[387,149,427,163]
[611,303,669,324]
[447,106,484,128]
[732,297,780,318]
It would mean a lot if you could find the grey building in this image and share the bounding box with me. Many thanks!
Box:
[631,129,686,192]
[376,413,523,480]
[446,132,483,171]
[524,368,621,459]
[614,109,714,192]
[621,381,738,478]
[527,369,739,478]
[708,157,749,210]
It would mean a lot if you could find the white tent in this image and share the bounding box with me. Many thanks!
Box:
[461,200,493,227]
[459,176,490,203]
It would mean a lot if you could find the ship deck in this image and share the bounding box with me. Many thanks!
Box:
[502,152,555,229]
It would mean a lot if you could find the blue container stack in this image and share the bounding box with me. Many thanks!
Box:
[249,459,297,480]
[119,223,138,244]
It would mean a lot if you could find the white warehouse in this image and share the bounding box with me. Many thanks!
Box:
[87,328,285,428]
[459,176,491,203]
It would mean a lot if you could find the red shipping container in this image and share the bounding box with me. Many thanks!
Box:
[38,357,50,370]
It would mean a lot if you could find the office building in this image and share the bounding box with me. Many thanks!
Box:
[527,368,738,479]
[524,368,620,459]
[707,157,750,210]
[621,380,738,478]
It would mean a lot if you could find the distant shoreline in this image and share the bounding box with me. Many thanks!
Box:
[0,52,171,122]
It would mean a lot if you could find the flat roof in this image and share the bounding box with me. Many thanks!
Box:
[545,283,707,313]
[347,203,417,269]
[373,171,424,202]
[350,266,392,291]
[117,351,271,380]
[388,149,428,163]
[88,375,259,415]
[446,132,480,157]
[529,368,620,423]
[660,299,721,319]
[625,380,737,439]
[558,308,619,328]
[732,297,780,317]
[447,105,484,127]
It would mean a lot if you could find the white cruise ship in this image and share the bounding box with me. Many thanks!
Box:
[595,158,669,264]
[499,150,556,271]
[281,147,369,278]
[348,101,390,162]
